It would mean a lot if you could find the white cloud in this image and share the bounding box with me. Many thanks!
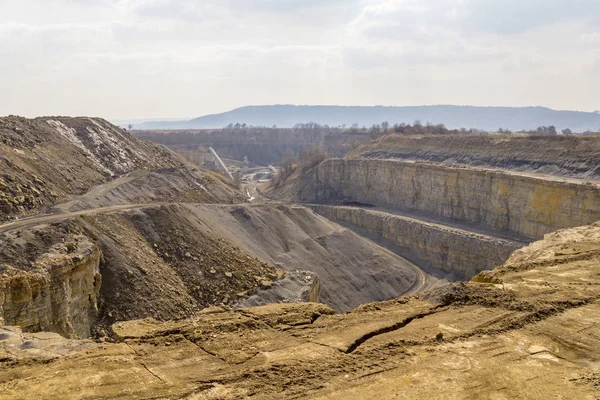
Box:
[582,32,600,46]
[0,0,599,118]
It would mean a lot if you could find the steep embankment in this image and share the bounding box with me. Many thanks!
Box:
[0,232,101,339]
[3,221,600,399]
[283,159,600,240]
[309,205,523,279]
[172,203,442,311]
[0,116,199,221]
[0,205,279,337]
[0,202,440,337]
[351,134,600,180]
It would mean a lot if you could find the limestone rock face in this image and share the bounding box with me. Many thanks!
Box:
[310,205,523,279]
[0,236,101,338]
[349,134,600,180]
[294,159,600,240]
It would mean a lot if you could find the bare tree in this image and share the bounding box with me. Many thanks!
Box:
[562,128,573,136]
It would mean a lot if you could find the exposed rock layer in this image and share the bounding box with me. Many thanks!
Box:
[351,134,600,180]
[309,205,524,279]
[0,236,101,338]
[289,158,600,240]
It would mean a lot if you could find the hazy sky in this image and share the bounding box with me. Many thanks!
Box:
[1,0,599,119]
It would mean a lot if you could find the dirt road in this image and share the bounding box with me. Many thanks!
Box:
[0,203,157,234]
[0,171,445,306]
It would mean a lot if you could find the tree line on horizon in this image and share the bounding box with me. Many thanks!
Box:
[221,121,595,136]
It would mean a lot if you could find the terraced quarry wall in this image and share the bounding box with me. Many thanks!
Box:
[309,205,523,279]
[352,134,600,180]
[292,159,600,240]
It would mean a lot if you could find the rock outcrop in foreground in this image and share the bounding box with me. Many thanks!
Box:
[0,235,101,338]
[2,222,599,399]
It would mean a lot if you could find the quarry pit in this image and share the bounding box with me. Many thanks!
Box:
[1,117,600,399]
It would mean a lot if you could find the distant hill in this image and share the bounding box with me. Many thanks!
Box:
[111,118,192,129]
[133,105,600,132]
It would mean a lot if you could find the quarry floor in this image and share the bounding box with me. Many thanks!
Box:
[2,220,600,399]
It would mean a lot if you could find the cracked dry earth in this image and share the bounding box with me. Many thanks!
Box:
[1,222,600,399]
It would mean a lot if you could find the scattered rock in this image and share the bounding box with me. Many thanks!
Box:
[20,340,38,350]
[260,280,273,289]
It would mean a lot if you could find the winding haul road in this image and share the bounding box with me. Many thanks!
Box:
[0,204,157,234]
[0,169,443,298]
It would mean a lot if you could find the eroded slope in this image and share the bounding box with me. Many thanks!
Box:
[0,202,437,336]
[171,203,441,311]
[0,116,239,221]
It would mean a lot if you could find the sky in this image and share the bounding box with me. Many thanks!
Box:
[1,0,599,119]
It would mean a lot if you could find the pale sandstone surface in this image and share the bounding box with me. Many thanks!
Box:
[0,222,599,399]
[0,235,101,338]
